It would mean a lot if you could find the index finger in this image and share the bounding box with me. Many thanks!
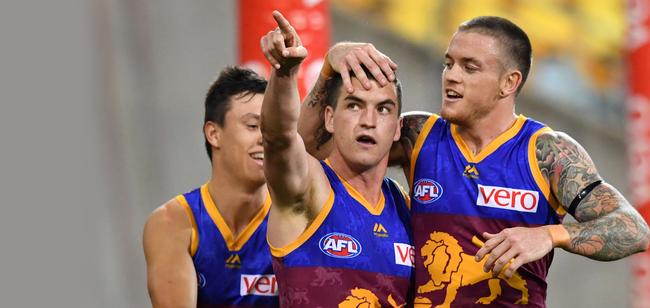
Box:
[272,11,293,34]
[474,233,501,261]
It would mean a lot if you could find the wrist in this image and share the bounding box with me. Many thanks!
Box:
[274,65,301,78]
[545,224,570,249]
[320,57,335,78]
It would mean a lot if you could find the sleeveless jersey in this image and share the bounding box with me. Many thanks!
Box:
[270,161,414,307]
[409,115,566,307]
[177,184,279,308]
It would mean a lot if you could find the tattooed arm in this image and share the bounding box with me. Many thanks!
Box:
[298,42,397,160]
[298,62,334,160]
[537,131,649,260]
[476,130,649,278]
[390,111,433,179]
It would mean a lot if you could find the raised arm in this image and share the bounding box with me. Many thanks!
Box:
[477,130,649,278]
[143,200,197,308]
[298,42,397,160]
[260,11,319,208]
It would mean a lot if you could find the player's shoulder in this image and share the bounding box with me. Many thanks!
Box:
[145,197,191,234]
[536,129,581,148]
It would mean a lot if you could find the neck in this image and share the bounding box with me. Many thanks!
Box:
[327,149,388,207]
[455,104,518,155]
[208,169,267,238]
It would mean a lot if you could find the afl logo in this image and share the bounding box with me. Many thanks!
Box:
[413,178,443,204]
[319,232,362,258]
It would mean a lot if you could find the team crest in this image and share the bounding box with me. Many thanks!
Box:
[413,178,443,204]
[319,232,362,258]
[417,231,529,306]
[463,164,479,179]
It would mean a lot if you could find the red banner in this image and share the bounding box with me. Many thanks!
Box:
[628,0,650,306]
[238,0,330,98]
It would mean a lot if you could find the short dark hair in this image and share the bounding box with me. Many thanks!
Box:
[458,16,532,95]
[316,67,403,148]
[204,66,267,160]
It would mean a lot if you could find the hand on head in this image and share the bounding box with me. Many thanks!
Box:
[260,10,308,73]
[326,42,398,93]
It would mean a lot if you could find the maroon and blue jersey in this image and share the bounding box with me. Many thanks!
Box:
[270,160,414,307]
[409,115,566,307]
[177,184,279,308]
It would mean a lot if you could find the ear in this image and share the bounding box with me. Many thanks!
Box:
[499,70,522,97]
[393,116,403,142]
[204,121,222,150]
[324,105,335,134]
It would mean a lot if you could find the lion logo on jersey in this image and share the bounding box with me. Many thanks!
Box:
[417,231,528,307]
[338,288,404,308]
[311,267,343,286]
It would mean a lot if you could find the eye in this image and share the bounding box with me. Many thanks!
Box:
[442,62,452,70]
[347,102,360,111]
[245,122,259,130]
[378,105,392,114]
[465,65,479,73]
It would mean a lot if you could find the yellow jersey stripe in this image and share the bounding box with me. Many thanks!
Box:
[175,194,199,257]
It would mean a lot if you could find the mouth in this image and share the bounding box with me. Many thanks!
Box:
[250,152,264,165]
[356,135,377,146]
[444,88,463,101]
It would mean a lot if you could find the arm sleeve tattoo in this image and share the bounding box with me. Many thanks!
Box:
[536,131,649,260]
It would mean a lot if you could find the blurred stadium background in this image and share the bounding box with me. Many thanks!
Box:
[1,0,648,307]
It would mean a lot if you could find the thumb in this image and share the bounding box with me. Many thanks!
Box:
[284,46,308,59]
[482,231,497,239]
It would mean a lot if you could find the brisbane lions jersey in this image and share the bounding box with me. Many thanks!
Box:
[270,160,414,307]
[177,184,279,307]
[409,114,565,307]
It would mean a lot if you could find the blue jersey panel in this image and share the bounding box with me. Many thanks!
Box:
[182,186,278,307]
[271,161,414,307]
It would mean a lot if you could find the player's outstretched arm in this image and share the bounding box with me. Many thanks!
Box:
[298,42,397,160]
[476,131,649,278]
[538,131,649,259]
[260,11,317,206]
[143,200,197,308]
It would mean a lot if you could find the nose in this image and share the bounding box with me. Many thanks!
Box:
[443,63,461,84]
[256,128,263,145]
[359,108,377,128]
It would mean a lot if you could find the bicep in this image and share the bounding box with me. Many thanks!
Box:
[264,133,320,206]
[143,203,197,308]
[536,131,602,213]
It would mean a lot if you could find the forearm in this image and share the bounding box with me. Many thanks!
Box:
[561,185,650,261]
[298,60,333,159]
[262,69,301,143]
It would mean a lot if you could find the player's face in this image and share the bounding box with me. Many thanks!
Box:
[440,31,507,125]
[325,78,401,170]
[216,93,265,185]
